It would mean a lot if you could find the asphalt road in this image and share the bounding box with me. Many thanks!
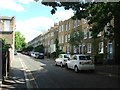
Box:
[16,53,119,88]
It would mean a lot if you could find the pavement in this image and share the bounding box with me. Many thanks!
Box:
[95,64,120,78]
[0,57,120,89]
[0,57,27,90]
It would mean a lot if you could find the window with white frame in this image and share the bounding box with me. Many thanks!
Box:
[73,20,77,28]
[84,19,87,24]
[51,32,54,37]
[99,42,104,53]
[4,21,10,31]
[68,21,70,30]
[59,36,61,44]
[60,46,62,50]
[59,26,61,32]
[0,21,3,31]
[67,44,70,53]
[66,23,68,31]
[68,34,70,42]
[65,35,67,42]
[89,31,92,38]
[48,40,50,45]
[87,43,91,53]
[51,39,53,44]
[78,20,80,26]
[61,24,64,31]
[84,28,87,39]
[62,35,64,43]
[74,46,77,53]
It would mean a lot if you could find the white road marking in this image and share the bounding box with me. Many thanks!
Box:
[19,58,39,89]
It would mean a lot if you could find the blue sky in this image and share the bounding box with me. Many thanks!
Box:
[0,0,74,42]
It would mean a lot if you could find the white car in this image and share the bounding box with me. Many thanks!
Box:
[31,52,39,58]
[55,54,71,67]
[66,54,95,73]
[31,52,36,57]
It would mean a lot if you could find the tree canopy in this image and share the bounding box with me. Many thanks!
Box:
[15,31,26,50]
[40,1,120,39]
[22,45,33,52]
[34,44,44,53]
[68,31,83,54]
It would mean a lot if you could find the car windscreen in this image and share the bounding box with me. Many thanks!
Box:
[79,56,91,60]
[64,55,70,58]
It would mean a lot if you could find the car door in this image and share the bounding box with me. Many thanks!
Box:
[71,55,78,69]
[67,55,76,69]
[66,55,73,68]
[58,54,62,65]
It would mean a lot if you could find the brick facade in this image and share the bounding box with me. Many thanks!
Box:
[28,17,118,64]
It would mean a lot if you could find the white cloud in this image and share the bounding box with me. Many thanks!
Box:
[16,8,74,43]
[0,0,24,12]
[17,0,34,4]
[16,17,54,42]
[52,8,74,22]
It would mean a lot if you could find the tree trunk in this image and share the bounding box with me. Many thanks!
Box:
[71,44,74,55]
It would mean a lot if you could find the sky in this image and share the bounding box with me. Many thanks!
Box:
[0,0,74,43]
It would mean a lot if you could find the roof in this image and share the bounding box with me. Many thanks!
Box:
[0,16,15,20]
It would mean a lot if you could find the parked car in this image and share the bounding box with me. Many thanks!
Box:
[36,53,44,59]
[66,54,95,73]
[14,51,17,55]
[55,54,71,67]
[34,52,40,58]
[31,52,36,58]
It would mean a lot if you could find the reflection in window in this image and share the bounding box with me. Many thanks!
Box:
[79,56,91,60]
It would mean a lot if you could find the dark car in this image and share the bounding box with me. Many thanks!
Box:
[37,53,44,59]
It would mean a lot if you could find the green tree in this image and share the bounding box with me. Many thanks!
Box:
[34,44,44,53]
[69,31,83,54]
[54,38,59,57]
[15,31,26,50]
[0,38,11,50]
[40,1,119,37]
[22,45,33,52]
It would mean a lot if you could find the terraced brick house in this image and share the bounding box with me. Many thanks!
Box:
[28,16,119,64]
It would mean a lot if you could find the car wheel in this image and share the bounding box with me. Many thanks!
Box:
[90,69,95,73]
[65,64,69,69]
[74,66,78,73]
[55,61,57,66]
